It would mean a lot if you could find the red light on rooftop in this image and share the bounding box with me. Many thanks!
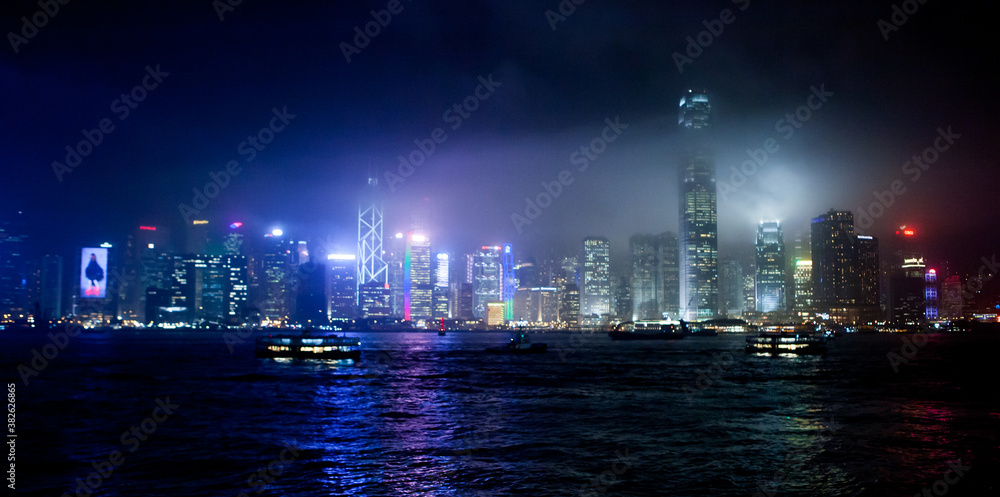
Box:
[929,269,936,274]
[139,226,156,231]
[903,230,915,236]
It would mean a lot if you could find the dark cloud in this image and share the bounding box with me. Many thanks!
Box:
[1,0,997,274]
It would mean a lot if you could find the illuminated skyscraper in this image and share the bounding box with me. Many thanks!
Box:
[793,260,813,315]
[472,246,502,319]
[678,90,712,130]
[855,235,880,322]
[810,209,879,323]
[258,232,291,325]
[121,225,173,323]
[811,210,856,311]
[433,253,450,319]
[678,89,717,320]
[404,232,433,321]
[630,232,679,321]
[502,243,515,321]
[223,255,247,325]
[387,232,405,318]
[889,226,926,324]
[755,221,786,313]
[580,237,611,318]
[358,175,387,298]
[512,287,559,324]
[327,254,357,322]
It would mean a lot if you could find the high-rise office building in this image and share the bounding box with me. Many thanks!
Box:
[613,274,631,320]
[257,232,291,325]
[358,175,387,318]
[0,214,29,317]
[169,254,227,325]
[327,253,357,322]
[502,243,515,322]
[810,210,879,323]
[630,233,679,321]
[295,260,327,326]
[433,253,450,319]
[940,275,963,319]
[889,226,926,324]
[185,219,212,255]
[793,260,813,315]
[512,287,559,324]
[580,237,611,318]
[631,237,654,317]
[755,221,786,313]
[719,257,744,318]
[404,232,433,321]
[678,90,717,320]
[121,225,174,323]
[451,281,473,320]
[924,269,939,321]
[223,255,248,325]
[678,90,712,130]
[40,255,63,322]
[386,232,405,318]
[515,258,539,288]
[561,283,580,326]
[472,246,502,319]
[811,210,856,311]
[855,235,880,322]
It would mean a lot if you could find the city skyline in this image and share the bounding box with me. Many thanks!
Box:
[2,1,997,277]
[6,3,1000,496]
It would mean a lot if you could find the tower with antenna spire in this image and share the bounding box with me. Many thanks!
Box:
[358,172,389,316]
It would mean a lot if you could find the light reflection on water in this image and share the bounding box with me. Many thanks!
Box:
[4,330,999,496]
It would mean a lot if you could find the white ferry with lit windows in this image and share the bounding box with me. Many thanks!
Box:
[255,330,361,360]
[745,323,828,355]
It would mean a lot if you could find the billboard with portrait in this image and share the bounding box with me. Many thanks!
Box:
[80,248,108,299]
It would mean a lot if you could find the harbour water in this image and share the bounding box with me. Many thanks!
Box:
[5,330,999,496]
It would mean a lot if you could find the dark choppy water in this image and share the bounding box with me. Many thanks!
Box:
[4,330,1000,496]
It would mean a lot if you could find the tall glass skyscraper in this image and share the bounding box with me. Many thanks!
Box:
[630,232,679,321]
[810,209,880,324]
[403,232,432,321]
[580,237,611,318]
[755,221,786,313]
[472,246,502,319]
[678,89,718,320]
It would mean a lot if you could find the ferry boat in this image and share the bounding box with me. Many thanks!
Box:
[486,332,547,353]
[608,321,688,340]
[745,324,827,355]
[255,331,361,359]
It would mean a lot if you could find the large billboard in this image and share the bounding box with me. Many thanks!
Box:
[80,248,108,299]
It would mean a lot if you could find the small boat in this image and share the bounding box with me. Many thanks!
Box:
[255,330,361,359]
[687,323,718,337]
[486,332,547,354]
[438,318,446,336]
[746,324,827,355]
[608,320,688,340]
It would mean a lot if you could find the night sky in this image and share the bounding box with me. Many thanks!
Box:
[3,0,998,273]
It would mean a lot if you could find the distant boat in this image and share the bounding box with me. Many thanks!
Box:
[746,324,827,355]
[438,318,446,336]
[255,330,361,359]
[486,332,547,353]
[608,321,688,340]
[687,323,718,337]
